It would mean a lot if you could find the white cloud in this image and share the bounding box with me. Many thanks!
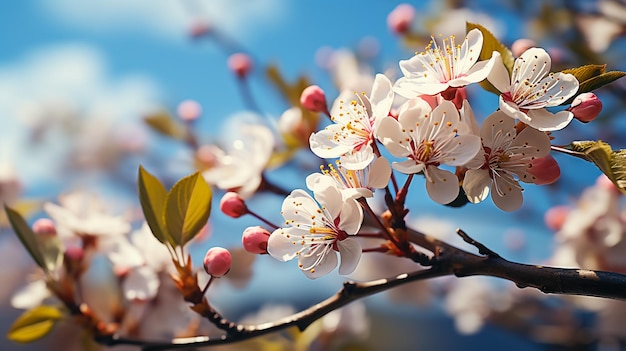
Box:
[0,43,161,183]
[38,0,289,42]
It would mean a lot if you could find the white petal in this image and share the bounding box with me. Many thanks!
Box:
[392,160,425,174]
[499,98,532,124]
[398,97,433,131]
[338,199,364,234]
[458,28,484,70]
[514,48,551,86]
[309,129,352,159]
[460,100,480,135]
[11,280,50,309]
[302,249,338,279]
[492,180,523,212]
[463,169,492,203]
[313,179,343,220]
[340,146,375,171]
[436,134,482,166]
[451,51,501,86]
[376,117,411,157]
[525,109,573,132]
[370,74,394,122]
[281,189,320,225]
[534,72,579,107]
[337,238,362,275]
[393,76,449,98]
[123,266,160,301]
[367,157,392,189]
[305,173,325,192]
[267,227,303,262]
[424,167,460,204]
[481,111,515,147]
[487,54,511,93]
[511,126,551,158]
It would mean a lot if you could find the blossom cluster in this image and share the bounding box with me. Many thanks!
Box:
[265,28,587,278]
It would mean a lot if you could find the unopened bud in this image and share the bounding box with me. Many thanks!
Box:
[203,247,232,277]
[278,107,303,135]
[32,218,56,236]
[511,39,537,57]
[569,92,602,123]
[387,4,415,35]
[177,100,202,122]
[227,53,253,78]
[220,192,248,218]
[190,20,211,38]
[300,85,329,115]
[242,226,270,254]
[544,205,570,231]
[529,155,561,185]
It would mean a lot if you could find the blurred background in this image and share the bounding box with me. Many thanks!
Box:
[1,0,626,350]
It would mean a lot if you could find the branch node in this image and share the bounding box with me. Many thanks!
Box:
[456,228,501,258]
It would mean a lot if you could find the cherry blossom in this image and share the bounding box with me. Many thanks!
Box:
[309,74,394,170]
[306,156,391,200]
[462,111,551,211]
[487,47,579,131]
[267,184,363,279]
[394,29,500,98]
[202,123,274,199]
[376,99,481,204]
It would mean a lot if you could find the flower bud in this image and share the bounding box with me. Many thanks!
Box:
[220,192,248,218]
[544,205,570,231]
[300,85,329,115]
[528,155,561,185]
[190,20,211,38]
[387,4,415,35]
[32,218,56,236]
[177,100,202,122]
[227,53,253,78]
[242,226,270,254]
[203,247,232,277]
[569,92,602,123]
[511,39,537,57]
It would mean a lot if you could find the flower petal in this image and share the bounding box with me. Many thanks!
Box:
[499,98,532,124]
[513,48,551,87]
[457,28,483,71]
[491,178,523,212]
[376,117,411,157]
[123,266,160,301]
[511,125,551,158]
[302,249,337,279]
[370,74,394,125]
[267,227,303,262]
[340,146,375,171]
[312,179,343,220]
[424,167,460,204]
[338,199,364,234]
[436,134,482,166]
[525,109,573,132]
[487,54,511,93]
[463,169,492,203]
[392,160,424,174]
[281,189,320,225]
[393,76,449,98]
[451,51,501,87]
[309,128,353,159]
[337,238,362,275]
[367,157,392,189]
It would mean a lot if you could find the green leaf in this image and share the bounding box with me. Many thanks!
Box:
[137,166,173,246]
[561,64,606,83]
[4,206,47,270]
[578,71,626,95]
[7,306,63,343]
[562,141,626,194]
[466,22,514,95]
[144,111,187,140]
[164,172,212,247]
[37,234,63,273]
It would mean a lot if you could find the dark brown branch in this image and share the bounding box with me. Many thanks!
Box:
[97,267,450,351]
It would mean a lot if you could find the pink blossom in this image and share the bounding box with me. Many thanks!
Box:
[203,247,232,277]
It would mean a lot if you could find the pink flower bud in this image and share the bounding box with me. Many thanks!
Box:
[65,245,85,261]
[32,218,56,236]
[220,192,248,218]
[569,92,602,123]
[190,20,211,38]
[177,100,202,122]
[511,39,537,57]
[529,155,561,185]
[227,53,253,78]
[544,205,571,231]
[242,226,270,254]
[300,85,329,114]
[203,247,232,277]
[387,4,415,35]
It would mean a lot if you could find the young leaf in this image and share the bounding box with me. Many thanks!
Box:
[137,166,173,246]
[4,206,47,270]
[144,111,187,140]
[561,64,606,83]
[466,22,514,95]
[7,306,63,343]
[164,172,212,247]
[562,141,626,194]
[577,71,626,95]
